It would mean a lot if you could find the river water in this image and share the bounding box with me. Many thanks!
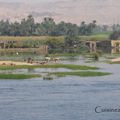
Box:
[0,55,120,120]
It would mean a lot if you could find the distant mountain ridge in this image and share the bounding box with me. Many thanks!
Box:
[0,0,120,24]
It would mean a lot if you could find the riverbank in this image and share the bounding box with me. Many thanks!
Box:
[0,62,98,70]
[109,58,120,64]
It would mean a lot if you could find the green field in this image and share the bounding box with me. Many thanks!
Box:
[0,33,110,42]
[79,33,110,41]
[0,36,64,41]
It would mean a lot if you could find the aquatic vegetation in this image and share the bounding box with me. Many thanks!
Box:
[92,52,100,61]
[38,64,98,70]
[50,71,111,77]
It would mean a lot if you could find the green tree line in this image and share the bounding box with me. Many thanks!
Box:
[0,15,98,36]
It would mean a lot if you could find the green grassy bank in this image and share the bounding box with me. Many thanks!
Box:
[0,74,41,79]
[0,64,98,70]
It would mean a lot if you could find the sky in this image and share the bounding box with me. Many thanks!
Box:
[0,0,120,25]
[0,0,59,2]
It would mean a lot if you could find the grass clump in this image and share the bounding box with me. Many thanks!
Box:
[0,74,41,79]
[50,71,111,77]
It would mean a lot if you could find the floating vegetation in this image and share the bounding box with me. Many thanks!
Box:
[50,71,111,77]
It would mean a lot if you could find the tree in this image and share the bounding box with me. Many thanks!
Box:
[10,22,21,36]
[110,31,120,40]
[54,21,68,36]
[20,18,29,36]
[40,17,56,36]
[46,38,64,53]
[64,29,80,53]
[0,20,11,35]
[87,20,97,35]
[19,15,36,36]
[0,16,98,36]
[26,15,36,35]
[79,21,87,35]
[79,20,97,35]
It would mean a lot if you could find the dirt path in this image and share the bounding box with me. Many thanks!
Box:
[111,58,120,62]
[0,61,33,66]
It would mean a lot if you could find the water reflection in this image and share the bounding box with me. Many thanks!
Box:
[27,68,35,73]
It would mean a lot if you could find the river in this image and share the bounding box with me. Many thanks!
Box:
[0,55,120,120]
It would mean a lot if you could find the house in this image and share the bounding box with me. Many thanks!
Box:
[0,40,16,48]
[0,40,48,54]
[111,40,120,53]
[85,40,111,53]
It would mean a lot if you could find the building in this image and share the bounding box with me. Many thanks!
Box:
[0,40,48,54]
[85,40,111,53]
[111,40,120,53]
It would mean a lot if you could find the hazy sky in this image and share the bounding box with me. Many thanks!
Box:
[0,0,120,24]
[0,0,59,2]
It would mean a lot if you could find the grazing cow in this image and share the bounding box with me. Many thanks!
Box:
[45,57,51,62]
